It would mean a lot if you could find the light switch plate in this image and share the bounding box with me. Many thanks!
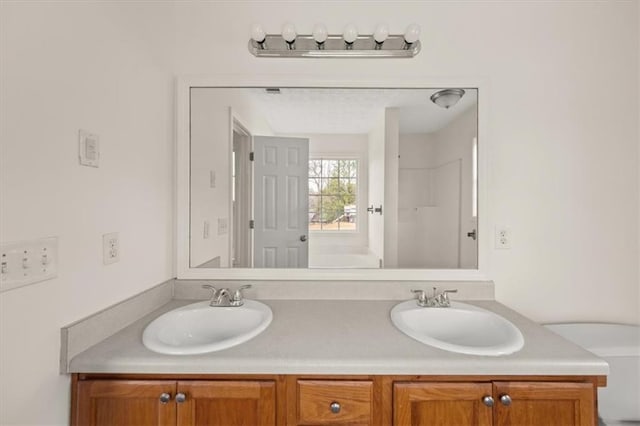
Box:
[79,129,100,167]
[1,237,58,292]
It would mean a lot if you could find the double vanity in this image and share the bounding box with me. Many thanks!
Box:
[65,280,607,426]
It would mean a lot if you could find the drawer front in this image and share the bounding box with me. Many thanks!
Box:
[297,380,372,424]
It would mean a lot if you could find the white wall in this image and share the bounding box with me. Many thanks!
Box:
[398,106,477,269]
[1,1,639,425]
[398,133,435,267]
[189,88,273,267]
[0,3,176,425]
[383,109,400,267]
[368,112,386,263]
[432,106,478,269]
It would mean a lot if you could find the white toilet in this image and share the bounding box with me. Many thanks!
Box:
[545,323,640,426]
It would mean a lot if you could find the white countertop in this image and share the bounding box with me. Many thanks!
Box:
[68,299,608,376]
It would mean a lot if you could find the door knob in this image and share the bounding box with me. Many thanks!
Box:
[467,229,477,240]
[482,395,494,407]
[329,401,341,413]
[300,235,307,242]
[499,394,512,406]
[175,392,186,403]
[159,393,171,404]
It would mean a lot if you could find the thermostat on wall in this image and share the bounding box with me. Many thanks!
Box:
[78,129,99,167]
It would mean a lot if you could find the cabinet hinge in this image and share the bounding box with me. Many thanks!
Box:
[249,152,254,161]
[249,220,255,229]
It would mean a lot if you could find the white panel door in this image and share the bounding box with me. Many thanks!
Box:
[253,136,309,268]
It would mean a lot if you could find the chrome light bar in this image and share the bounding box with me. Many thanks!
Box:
[248,34,421,58]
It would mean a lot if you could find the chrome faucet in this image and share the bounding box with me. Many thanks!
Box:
[216,288,232,306]
[411,287,458,308]
[202,284,252,307]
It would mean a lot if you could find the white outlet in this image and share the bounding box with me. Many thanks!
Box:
[495,226,511,249]
[0,237,58,292]
[103,232,119,264]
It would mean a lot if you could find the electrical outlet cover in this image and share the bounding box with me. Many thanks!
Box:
[103,232,119,264]
[495,226,511,249]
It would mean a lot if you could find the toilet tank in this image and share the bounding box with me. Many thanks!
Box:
[545,323,640,423]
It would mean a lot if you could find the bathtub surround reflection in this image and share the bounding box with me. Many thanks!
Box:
[189,87,478,270]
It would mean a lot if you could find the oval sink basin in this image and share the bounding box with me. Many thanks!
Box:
[391,300,524,356]
[143,300,272,355]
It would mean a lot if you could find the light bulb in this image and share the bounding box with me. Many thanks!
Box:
[404,23,421,44]
[281,22,297,43]
[312,23,328,44]
[343,23,358,44]
[373,23,389,44]
[250,23,266,43]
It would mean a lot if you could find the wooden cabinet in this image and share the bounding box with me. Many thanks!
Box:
[75,380,176,426]
[394,382,493,426]
[73,379,276,426]
[72,374,601,426]
[493,382,595,426]
[392,381,596,426]
[294,380,373,425]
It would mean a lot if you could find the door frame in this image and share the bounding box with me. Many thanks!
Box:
[230,111,253,268]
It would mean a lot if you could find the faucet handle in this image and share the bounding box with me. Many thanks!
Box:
[411,289,428,306]
[202,285,218,306]
[231,285,252,306]
[202,284,217,294]
[438,289,458,306]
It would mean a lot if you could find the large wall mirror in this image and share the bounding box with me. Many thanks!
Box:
[180,83,482,276]
[181,84,481,280]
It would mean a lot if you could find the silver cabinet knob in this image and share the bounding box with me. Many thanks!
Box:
[482,395,494,407]
[499,394,512,406]
[159,393,171,404]
[175,392,186,403]
[330,401,341,413]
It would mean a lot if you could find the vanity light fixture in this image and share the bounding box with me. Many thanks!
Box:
[343,23,358,48]
[404,23,421,45]
[248,23,421,58]
[281,22,297,49]
[373,23,389,48]
[250,23,266,45]
[430,89,466,109]
[312,23,328,46]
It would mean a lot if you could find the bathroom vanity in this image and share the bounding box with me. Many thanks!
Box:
[72,373,600,425]
[66,290,607,426]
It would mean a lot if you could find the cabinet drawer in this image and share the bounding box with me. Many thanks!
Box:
[297,380,372,425]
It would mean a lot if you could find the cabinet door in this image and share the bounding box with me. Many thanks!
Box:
[493,382,595,426]
[176,380,276,426]
[393,382,493,426]
[74,380,176,426]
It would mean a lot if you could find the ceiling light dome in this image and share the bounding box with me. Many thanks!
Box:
[430,89,465,109]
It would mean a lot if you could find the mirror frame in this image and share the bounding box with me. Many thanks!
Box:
[176,75,490,281]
